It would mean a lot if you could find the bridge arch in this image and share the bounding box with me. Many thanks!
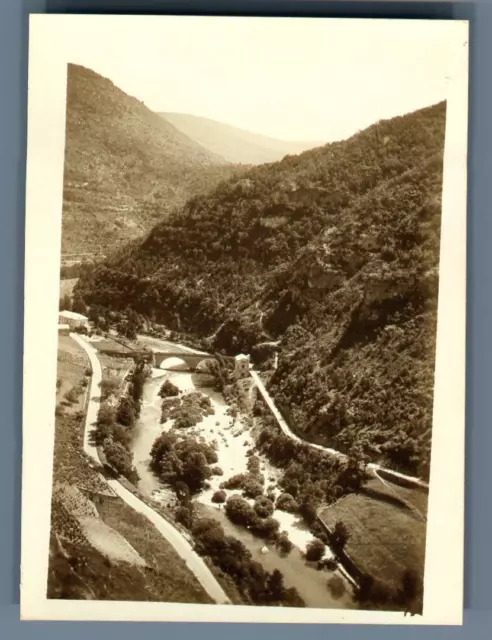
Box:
[151,350,238,372]
[158,356,190,371]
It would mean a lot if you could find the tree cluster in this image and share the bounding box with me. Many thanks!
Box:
[90,365,148,482]
[150,432,218,494]
[160,391,215,427]
[191,517,304,607]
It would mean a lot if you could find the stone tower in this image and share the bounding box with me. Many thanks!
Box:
[234,353,250,379]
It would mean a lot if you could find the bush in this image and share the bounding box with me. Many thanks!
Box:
[275,493,299,513]
[225,495,257,527]
[211,466,224,476]
[111,423,131,448]
[309,521,329,545]
[174,410,202,429]
[275,532,294,556]
[251,517,280,540]
[220,473,248,490]
[247,455,261,475]
[331,521,349,552]
[64,387,79,404]
[211,490,227,504]
[161,397,181,423]
[103,439,139,483]
[97,402,116,427]
[158,379,180,398]
[305,539,326,562]
[175,505,194,529]
[298,500,318,525]
[327,575,346,600]
[242,477,264,499]
[117,395,136,427]
[99,376,120,400]
[254,496,274,518]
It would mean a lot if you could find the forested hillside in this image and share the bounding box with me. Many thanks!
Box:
[76,102,446,479]
[161,112,322,164]
[61,64,243,254]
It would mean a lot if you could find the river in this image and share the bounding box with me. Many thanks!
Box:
[129,334,356,610]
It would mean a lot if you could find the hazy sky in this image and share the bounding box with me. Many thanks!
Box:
[44,15,458,142]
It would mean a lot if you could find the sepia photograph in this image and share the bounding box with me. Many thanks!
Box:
[21,15,468,624]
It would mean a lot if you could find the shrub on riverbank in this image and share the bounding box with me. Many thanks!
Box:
[327,574,346,600]
[211,466,224,476]
[220,473,248,490]
[224,495,281,542]
[211,490,227,504]
[117,395,137,427]
[242,477,264,499]
[224,495,257,527]
[191,517,305,607]
[275,493,299,513]
[275,532,294,556]
[250,516,280,540]
[99,376,120,401]
[158,380,180,398]
[160,391,215,427]
[254,496,274,518]
[219,467,264,499]
[246,455,261,476]
[91,401,139,483]
[305,539,326,562]
[90,363,148,484]
[104,439,139,484]
[161,397,181,422]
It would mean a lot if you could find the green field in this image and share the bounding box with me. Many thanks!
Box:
[319,475,427,597]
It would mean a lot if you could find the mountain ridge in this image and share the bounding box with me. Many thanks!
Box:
[76,100,446,479]
[61,64,244,255]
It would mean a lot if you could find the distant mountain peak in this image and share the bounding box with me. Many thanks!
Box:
[159,112,324,165]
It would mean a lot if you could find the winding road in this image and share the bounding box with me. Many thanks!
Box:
[249,369,429,490]
[70,333,231,605]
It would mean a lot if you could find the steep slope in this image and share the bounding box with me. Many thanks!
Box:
[77,102,446,479]
[161,112,322,165]
[61,64,243,255]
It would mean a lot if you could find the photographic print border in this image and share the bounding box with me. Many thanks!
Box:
[20,14,468,625]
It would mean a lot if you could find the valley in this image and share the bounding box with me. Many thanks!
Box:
[55,79,444,614]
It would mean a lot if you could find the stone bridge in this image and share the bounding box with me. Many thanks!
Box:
[151,351,235,371]
[110,348,250,378]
